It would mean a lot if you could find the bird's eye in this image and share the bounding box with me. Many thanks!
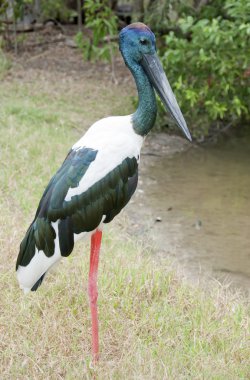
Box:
[140,39,148,45]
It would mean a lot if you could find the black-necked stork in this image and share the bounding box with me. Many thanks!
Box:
[16,23,191,362]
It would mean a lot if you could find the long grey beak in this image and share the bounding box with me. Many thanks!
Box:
[141,53,192,141]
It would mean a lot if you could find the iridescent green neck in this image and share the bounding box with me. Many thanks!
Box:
[131,64,157,136]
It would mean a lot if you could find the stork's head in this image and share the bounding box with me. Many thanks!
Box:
[119,23,156,64]
[119,23,192,142]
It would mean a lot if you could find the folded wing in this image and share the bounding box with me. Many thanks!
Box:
[16,145,138,288]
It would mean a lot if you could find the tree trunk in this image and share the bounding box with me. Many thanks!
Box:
[10,0,17,54]
[77,0,82,32]
[34,0,41,21]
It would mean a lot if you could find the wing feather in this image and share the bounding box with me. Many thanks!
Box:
[17,146,139,272]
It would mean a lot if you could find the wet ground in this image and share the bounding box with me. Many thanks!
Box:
[127,130,250,295]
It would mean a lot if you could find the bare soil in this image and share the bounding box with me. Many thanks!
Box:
[4,24,132,82]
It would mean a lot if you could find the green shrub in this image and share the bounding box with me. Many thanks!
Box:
[40,0,74,22]
[75,0,118,62]
[158,0,250,138]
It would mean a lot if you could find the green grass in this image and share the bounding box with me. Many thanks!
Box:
[0,68,249,380]
[0,48,11,79]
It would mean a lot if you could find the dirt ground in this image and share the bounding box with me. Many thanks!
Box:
[4,24,132,83]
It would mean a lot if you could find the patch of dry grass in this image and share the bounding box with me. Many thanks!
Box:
[0,67,249,380]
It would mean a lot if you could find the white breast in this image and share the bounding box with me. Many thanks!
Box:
[65,115,143,201]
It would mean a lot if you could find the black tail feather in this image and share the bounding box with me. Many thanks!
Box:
[31,273,46,291]
[16,223,36,270]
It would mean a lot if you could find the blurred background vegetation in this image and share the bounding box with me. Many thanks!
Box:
[0,0,249,139]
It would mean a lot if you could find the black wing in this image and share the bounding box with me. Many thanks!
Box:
[17,146,138,269]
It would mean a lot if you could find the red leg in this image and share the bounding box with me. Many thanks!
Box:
[88,229,102,363]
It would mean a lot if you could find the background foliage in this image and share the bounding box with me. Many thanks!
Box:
[156,0,250,138]
[1,0,249,139]
[75,0,118,62]
[40,0,74,22]
[74,0,250,138]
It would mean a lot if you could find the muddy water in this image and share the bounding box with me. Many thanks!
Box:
[127,132,250,294]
